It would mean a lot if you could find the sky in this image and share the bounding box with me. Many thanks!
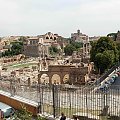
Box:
[0,0,120,37]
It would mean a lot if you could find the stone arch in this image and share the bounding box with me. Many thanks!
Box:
[40,74,49,84]
[38,72,49,84]
[46,36,49,39]
[50,36,53,39]
[63,74,69,83]
[51,74,61,84]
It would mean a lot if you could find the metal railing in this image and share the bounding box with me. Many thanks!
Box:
[0,79,120,120]
[95,63,120,86]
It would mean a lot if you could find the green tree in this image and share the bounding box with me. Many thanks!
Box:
[94,50,115,74]
[4,49,11,56]
[64,44,76,55]
[107,33,117,41]
[64,42,83,56]
[52,46,59,53]
[13,105,32,120]
[2,41,23,57]
[37,116,47,120]
[71,42,83,50]
[90,37,119,74]
[13,105,47,120]
[11,41,23,55]
[49,46,59,55]
[116,43,120,62]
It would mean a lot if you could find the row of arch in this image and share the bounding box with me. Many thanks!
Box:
[38,74,69,84]
[45,36,57,40]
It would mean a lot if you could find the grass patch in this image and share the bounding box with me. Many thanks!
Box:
[12,63,37,68]
[4,62,37,69]
[42,104,101,118]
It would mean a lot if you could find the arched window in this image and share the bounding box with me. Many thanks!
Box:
[40,74,49,84]
[30,41,32,45]
[51,74,61,84]
[50,37,53,39]
[46,36,49,39]
[54,37,56,40]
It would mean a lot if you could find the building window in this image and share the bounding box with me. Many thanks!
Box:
[46,36,49,39]
[50,37,53,39]
[30,41,32,45]
[33,41,36,44]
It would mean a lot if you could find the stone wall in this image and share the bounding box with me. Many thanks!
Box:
[23,45,39,57]
[0,93,38,115]
[0,54,25,63]
[69,64,92,85]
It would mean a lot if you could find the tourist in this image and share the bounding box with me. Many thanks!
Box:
[0,109,4,119]
[60,112,66,120]
[74,116,78,120]
[0,109,1,119]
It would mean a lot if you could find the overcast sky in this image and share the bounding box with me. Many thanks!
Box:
[0,0,120,37]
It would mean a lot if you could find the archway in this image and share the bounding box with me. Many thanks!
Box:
[63,74,69,83]
[54,37,56,40]
[50,36,53,39]
[40,74,49,84]
[51,74,61,84]
[46,36,49,39]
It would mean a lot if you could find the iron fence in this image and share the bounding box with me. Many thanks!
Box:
[0,78,120,120]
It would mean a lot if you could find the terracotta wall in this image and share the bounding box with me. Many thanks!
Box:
[0,94,38,115]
